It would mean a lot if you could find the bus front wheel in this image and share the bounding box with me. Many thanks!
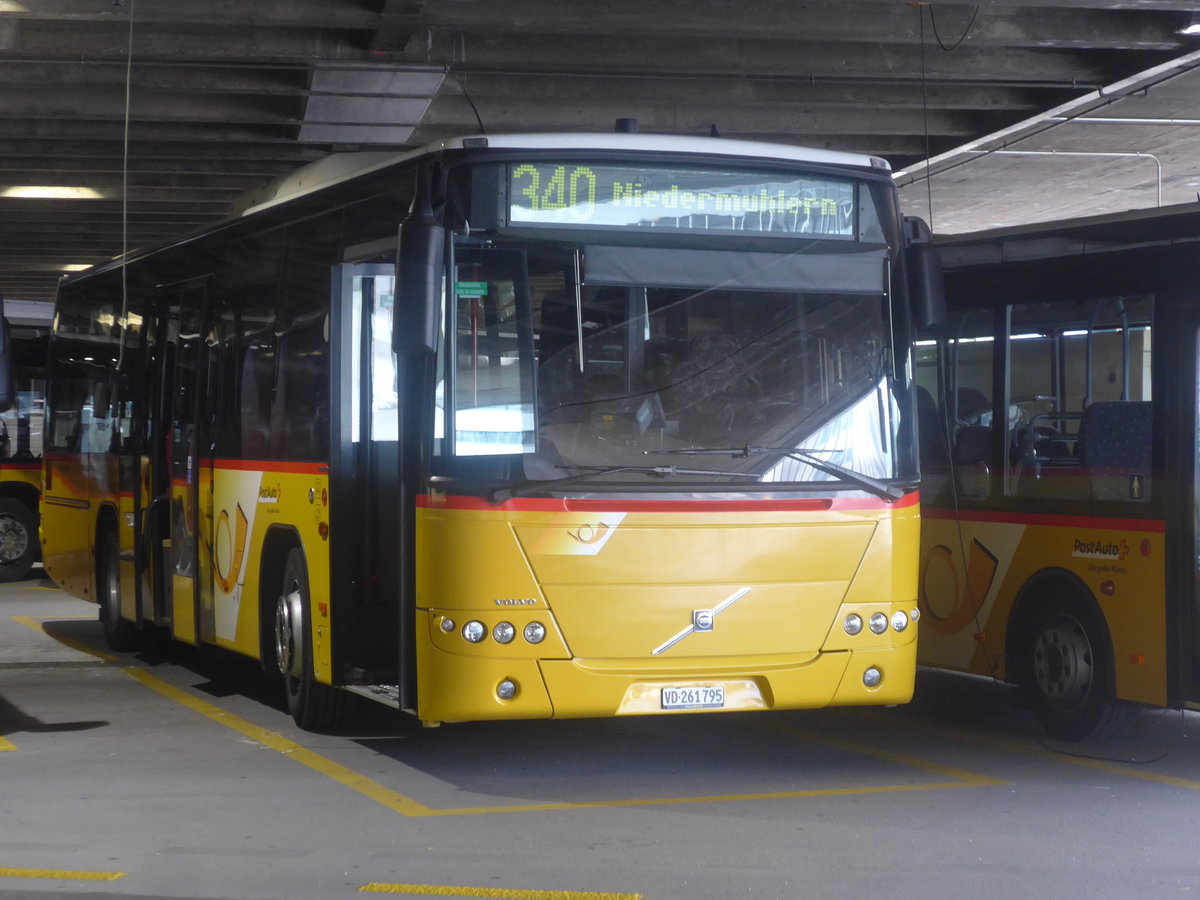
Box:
[1022,596,1128,741]
[274,547,343,730]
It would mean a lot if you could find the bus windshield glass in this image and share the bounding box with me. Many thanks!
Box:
[437,236,903,490]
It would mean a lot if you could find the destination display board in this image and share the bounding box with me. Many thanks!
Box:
[507,162,857,237]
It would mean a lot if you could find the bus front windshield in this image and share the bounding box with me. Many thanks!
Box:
[436,237,905,492]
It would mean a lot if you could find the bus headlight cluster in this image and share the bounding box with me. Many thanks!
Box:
[843,610,911,636]
[440,617,547,646]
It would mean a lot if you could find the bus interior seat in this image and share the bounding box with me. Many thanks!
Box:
[1076,400,1152,501]
[952,425,991,466]
[955,387,990,424]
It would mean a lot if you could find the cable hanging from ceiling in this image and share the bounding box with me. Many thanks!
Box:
[916,4,980,231]
[117,0,135,372]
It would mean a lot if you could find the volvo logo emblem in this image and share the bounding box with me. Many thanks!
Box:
[652,588,751,655]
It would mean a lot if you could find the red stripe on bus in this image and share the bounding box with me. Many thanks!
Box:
[212,459,327,474]
[922,505,1165,533]
[418,491,917,513]
[0,463,40,471]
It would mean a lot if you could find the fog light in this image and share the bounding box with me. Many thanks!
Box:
[497,679,517,700]
[863,666,882,688]
[524,621,546,644]
[844,614,863,636]
[493,621,515,644]
[869,612,888,634]
[462,620,486,643]
[911,607,921,622]
[891,610,909,633]
[440,617,456,633]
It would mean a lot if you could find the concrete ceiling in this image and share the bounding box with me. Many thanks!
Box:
[4,0,1200,306]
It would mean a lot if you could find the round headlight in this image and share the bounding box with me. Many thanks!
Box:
[493,622,515,644]
[462,620,486,643]
[911,607,922,622]
[439,617,456,633]
[497,679,517,700]
[844,614,863,636]
[869,612,889,635]
[863,666,882,688]
[891,610,909,633]
[523,621,546,644]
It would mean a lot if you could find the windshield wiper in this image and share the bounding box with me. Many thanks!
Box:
[487,464,757,504]
[647,445,907,502]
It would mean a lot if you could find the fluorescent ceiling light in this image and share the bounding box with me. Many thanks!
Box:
[1,185,104,199]
[1179,13,1200,35]
[61,264,92,272]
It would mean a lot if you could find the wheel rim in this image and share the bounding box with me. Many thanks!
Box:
[1032,613,1094,713]
[0,514,28,565]
[275,585,304,689]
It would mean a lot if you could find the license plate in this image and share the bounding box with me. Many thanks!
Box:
[661,685,725,710]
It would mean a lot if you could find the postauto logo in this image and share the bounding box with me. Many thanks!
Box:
[1071,537,1129,561]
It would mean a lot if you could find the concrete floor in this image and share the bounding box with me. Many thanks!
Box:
[2,574,1198,900]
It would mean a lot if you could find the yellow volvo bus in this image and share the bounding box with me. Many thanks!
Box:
[916,204,1200,740]
[40,132,941,729]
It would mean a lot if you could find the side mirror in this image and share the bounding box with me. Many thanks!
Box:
[0,294,13,414]
[393,221,445,357]
[903,216,947,330]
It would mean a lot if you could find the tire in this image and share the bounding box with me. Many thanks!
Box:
[274,547,344,730]
[97,526,139,651]
[1022,594,1130,741]
[0,496,36,582]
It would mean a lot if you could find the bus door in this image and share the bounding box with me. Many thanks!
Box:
[140,279,209,644]
[330,262,401,687]
[1187,311,1200,706]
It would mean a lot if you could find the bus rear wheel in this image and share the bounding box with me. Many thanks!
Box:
[274,547,343,730]
[1023,596,1128,741]
[0,497,35,582]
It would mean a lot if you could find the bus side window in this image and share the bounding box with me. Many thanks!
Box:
[1006,297,1153,499]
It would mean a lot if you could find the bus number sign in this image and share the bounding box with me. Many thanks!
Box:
[507,162,856,237]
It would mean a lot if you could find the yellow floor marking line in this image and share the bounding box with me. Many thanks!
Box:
[0,737,16,751]
[359,884,640,898]
[0,866,124,881]
[768,722,1010,788]
[19,614,1004,816]
[11,615,120,663]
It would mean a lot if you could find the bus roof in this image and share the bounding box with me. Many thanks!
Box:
[239,132,890,217]
[936,201,1200,268]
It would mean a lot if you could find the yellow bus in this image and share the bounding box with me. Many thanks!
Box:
[916,203,1200,740]
[39,131,942,729]
[0,316,49,581]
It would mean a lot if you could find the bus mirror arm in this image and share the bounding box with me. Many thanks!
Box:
[394,221,446,356]
[903,216,947,330]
